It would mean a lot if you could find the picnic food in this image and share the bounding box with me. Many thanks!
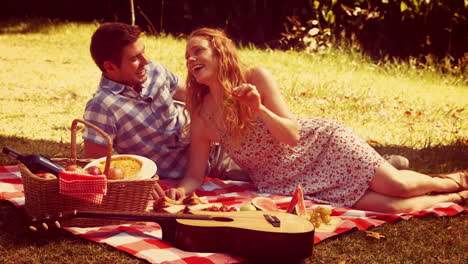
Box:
[287,185,308,218]
[308,206,342,232]
[153,195,186,213]
[251,197,279,211]
[154,193,227,213]
[182,192,207,205]
[107,167,125,180]
[85,166,102,175]
[66,164,85,172]
[183,193,235,212]
[154,193,205,210]
[35,172,57,180]
[97,156,142,179]
[239,204,257,211]
[3,146,65,175]
[202,205,237,212]
[155,195,180,208]
[308,206,332,227]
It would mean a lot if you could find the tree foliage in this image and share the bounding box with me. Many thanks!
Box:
[2,0,467,62]
[279,1,467,60]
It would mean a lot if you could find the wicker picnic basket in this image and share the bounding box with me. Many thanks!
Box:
[20,119,159,227]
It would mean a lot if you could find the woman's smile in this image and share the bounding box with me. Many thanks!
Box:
[191,63,205,74]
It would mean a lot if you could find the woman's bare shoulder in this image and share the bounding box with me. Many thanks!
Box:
[246,66,275,87]
[246,66,277,94]
[246,66,271,80]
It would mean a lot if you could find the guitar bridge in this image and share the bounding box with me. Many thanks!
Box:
[263,214,281,227]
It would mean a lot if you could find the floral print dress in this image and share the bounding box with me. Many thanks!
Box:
[218,117,386,207]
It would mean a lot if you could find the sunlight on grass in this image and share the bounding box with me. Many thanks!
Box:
[0,20,466,153]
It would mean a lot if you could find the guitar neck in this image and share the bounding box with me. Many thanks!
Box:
[75,210,213,222]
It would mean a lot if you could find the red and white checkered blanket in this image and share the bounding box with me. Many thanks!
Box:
[1,165,466,264]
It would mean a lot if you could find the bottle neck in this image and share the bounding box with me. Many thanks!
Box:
[2,146,24,159]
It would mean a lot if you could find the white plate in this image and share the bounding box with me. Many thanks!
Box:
[84,154,157,180]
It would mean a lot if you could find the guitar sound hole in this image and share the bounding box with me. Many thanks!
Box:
[211,217,234,222]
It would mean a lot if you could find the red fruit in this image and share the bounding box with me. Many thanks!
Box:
[43,173,57,179]
[251,197,279,212]
[286,185,307,218]
[66,164,84,172]
[107,167,125,180]
[85,166,103,175]
[35,173,56,179]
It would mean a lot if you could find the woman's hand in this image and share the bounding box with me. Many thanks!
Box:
[166,187,186,202]
[232,84,262,111]
[150,182,167,200]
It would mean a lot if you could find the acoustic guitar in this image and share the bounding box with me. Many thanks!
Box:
[30,209,315,261]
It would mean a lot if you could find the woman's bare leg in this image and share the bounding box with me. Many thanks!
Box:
[370,163,466,197]
[354,190,467,213]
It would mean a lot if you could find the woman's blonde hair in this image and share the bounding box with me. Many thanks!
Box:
[185,28,253,141]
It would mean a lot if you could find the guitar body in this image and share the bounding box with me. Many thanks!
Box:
[174,210,314,260]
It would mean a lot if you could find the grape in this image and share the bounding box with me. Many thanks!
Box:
[308,206,332,227]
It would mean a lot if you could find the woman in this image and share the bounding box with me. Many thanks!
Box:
[166,28,467,213]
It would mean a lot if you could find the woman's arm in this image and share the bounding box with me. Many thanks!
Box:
[166,112,211,201]
[233,67,300,146]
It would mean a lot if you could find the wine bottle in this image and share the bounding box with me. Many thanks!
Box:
[2,146,65,175]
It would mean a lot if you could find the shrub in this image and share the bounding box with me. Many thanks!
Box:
[278,0,467,69]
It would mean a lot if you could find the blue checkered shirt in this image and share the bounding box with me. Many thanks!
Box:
[83,61,190,179]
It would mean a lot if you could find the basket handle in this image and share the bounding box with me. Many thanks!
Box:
[70,119,113,176]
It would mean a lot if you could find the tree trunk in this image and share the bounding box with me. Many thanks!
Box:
[130,0,135,25]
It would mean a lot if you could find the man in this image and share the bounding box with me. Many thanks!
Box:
[83,22,244,187]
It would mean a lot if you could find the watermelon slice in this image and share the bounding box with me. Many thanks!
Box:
[251,197,279,212]
[286,184,308,218]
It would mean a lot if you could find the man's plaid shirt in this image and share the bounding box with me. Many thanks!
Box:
[83,61,189,179]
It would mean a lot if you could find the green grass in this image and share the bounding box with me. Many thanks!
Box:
[0,18,467,264]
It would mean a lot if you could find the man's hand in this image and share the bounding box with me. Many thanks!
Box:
[166,187,186,202]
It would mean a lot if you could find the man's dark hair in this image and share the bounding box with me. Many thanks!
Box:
[90,22,142,72]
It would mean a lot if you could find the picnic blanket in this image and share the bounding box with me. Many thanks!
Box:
[1,165,466,264]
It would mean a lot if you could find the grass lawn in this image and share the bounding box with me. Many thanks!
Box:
[0,19,467,263]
